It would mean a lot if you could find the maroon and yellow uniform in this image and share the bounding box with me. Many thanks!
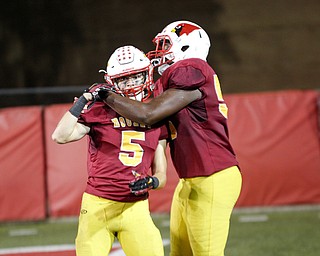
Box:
[79,102,166,202]
[158,58,242,256]
[75,102,166,256]
[158,58,239,178]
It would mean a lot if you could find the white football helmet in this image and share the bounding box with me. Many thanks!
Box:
[101,45,154,101]
[147,21,211,75]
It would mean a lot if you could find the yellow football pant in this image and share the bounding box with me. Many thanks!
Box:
[75,192,164,256]
[170,166,242,256]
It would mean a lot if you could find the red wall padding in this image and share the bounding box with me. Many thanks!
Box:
[0,106,46,221]
[0,90,319,221]
[44,104,87,217]
[225,90,320,206]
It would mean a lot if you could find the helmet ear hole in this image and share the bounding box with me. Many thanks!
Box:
[181,46,189,52]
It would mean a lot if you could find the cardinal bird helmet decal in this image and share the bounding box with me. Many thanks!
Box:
[171,23,200,37]
[147,20,211,75]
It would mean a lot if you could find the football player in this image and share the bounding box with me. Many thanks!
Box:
[52,45,167,256]
[101,21,242,256]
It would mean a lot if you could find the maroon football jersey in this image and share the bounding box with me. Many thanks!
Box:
[158,58,239,178]
[78,102,167,202]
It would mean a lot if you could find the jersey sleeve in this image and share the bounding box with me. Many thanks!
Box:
[169,65,206,90]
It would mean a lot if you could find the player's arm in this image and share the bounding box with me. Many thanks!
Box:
[51,93,91,144]
[129,139,167,195]
[151,139,167,189]
[105,88,201,125]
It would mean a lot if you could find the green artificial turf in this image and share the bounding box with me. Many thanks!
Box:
[1,206,319,256]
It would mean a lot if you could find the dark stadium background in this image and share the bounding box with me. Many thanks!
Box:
[1,1,320,255]
[0,0,319,107]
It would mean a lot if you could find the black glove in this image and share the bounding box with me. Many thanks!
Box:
[129,176,159,196]
[84,83,115,102]
[91,84,115,101]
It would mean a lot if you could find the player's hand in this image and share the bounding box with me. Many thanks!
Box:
[129,175,159,196]
[93,86,113,101]
[84,83,115,101]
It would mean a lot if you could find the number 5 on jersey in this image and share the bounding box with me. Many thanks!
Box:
[119,131,145,167]
[214,74,228,119]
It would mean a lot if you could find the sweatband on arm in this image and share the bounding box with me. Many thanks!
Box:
[69,95,88,118]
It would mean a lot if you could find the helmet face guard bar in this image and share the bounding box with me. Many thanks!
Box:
[109,69,153,101]
[113,71,148,99]
[147,36,174,68]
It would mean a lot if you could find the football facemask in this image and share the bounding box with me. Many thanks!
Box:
[113,71,148,101]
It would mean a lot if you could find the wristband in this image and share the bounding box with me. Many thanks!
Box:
[69,95,88,118]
